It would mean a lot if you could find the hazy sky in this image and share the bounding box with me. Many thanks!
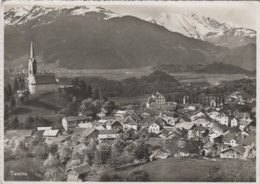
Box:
[3,1,258,30]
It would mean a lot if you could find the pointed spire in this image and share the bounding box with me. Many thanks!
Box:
[30,41,34,59]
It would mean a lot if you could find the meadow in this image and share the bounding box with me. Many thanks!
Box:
[116,157,256,182]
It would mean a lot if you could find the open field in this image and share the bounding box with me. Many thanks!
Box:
[116,157,255,182]
[109,95,149,105]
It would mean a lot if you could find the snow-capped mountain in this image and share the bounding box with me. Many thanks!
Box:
[146,12,256,48]
[4,5,120,27]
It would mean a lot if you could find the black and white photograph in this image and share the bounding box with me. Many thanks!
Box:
[2,1,258,182]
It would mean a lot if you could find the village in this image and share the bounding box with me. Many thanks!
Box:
[3,42,256,182]
[4,88,256,181]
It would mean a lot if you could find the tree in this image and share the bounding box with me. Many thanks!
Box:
[127,169,150,181]
[103,101,115,115]
[44,153,60,168]
[10,97,16,110]
[58,141,73,165]
[13,78,19,93]
[86,85,93,98]
[10,116,19,129]
[44,167,66,181]
[13,137,29,158]
[92,89,100,100]
[6,83,13,97]
[32,143,49,159]
[4,103,9,120]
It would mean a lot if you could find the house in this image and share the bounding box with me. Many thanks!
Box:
[216,112,229,126]
[230,117,238,127]
[148,121,162,134]
[122,116,138,130]
[193,116,212,127]
[98,130,120,143]
[91,121,106,130]
[106,120,123,130]
[191,111,206,121]
[238,119,253,130]
[96,108,107,118]
[67,163,92,181]
[112,110,126,117]
[207,111,220,120]
[193,126,209,137]
[62,116,91,133]
[81,128,100,142]
[43,129,60,144]
[78,122,94,129]
[236,112,251,120]
[178,115,191,124]
[210,121,228,136]
[52,135,71,144]
[146,92,165,107]
[37,127,52,131]
[227,126,241,134]
[157,129,172,139]
[222,132,238,147]
[220,145,245,159]
[209,134,223,143]
[73,127,87,136]
[5,129,34,141]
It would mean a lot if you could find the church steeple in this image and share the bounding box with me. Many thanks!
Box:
[28,41,37,78]
[30,41,34,59]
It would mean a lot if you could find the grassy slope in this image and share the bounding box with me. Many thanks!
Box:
[117,157,255,182]
[7,92,66,128]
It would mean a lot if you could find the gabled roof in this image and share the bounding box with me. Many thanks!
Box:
[241,135,256,146]
[163,127,175,133]
[68,163,92,176]
[52,135,71,143]
[203,142,214,149]
[158,129,170,136]
[99,130,119,134]
[106,120,122,126]
[232,145,246,154]
[194,126,207,132]
[100,116,118,120]
[30,75,57,84]
[176,122,196,130]
[65,116,90,122]
[123,116,137,125]
[179,115,191,122]
[148,121,161,127]
[222,132,237,143]
[73,127,87,135]
[212,121,228,132]
[43,129,59,137]
[91,121,102,126]
[82,128,99,137]
[228,126,241,134]
[5,129,34,140]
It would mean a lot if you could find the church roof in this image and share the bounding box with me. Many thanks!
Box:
[30,75,57,84]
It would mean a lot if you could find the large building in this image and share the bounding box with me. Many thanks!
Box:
[27,42,58,94]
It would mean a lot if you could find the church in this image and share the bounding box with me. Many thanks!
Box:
[27,42,58,94]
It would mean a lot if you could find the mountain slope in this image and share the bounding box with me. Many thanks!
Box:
[197,62,254,75]
[146,12,256,48]
[4,6,256,71]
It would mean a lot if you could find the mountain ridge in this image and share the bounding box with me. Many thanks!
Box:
[4,6,256,71]
[145,12,256,48]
